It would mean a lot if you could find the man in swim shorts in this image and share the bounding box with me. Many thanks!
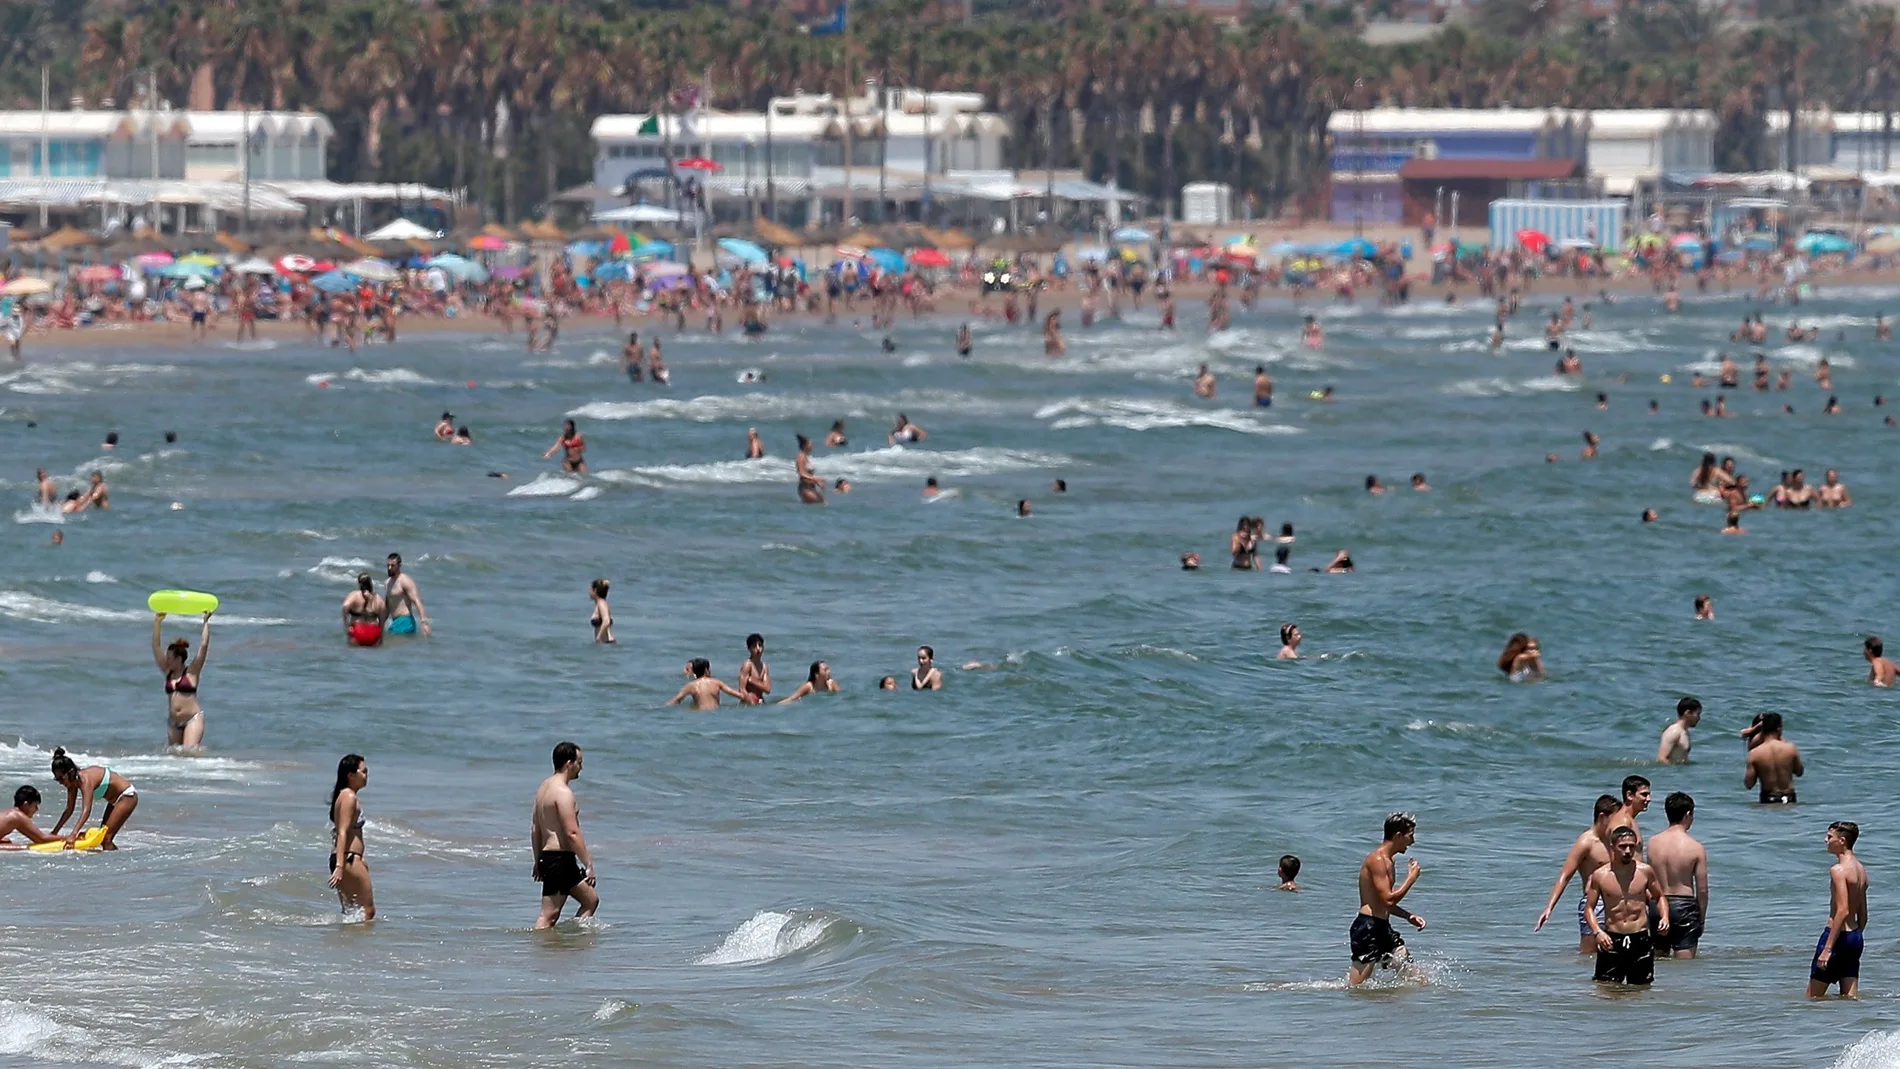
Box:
[1535,794,1618,954]
[1645,792,1707,959]
[381,553,430,637]
[1348,812,1424,986]
[1253,365,1273,408]
[1585,826,1665,985]
[341,573,385,647]
[1742,713,1802,804]
[1808,821,1867,998]
[532,741,598,929]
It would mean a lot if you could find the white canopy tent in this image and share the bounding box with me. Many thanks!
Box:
[593,204,689,224]
[362,218,439,241]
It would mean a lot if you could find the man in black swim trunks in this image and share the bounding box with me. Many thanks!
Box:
[1742,712,1803,804]
[1348,812,1425,986]
[532,741,598,929]
[1585,826,1666,986]
[1645,792,1707,959]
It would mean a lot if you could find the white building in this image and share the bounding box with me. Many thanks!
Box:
[1764,111,1835,172]
[182,111,333,181]
[1828,112,1900,173]
[0,106,329,181]
[591,87,1010,225]
[1584,110,1715,195]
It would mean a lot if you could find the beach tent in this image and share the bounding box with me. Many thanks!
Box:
[363,218,436,242]
[1796,232,1853,256]
[1332,237,1377,259]
[909,248,951,268]
[593,204,688,225]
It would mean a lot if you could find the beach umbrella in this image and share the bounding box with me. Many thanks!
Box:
[491,265,528,280]
[133,251,175,270]
[674,157,721,172]
[343,258,400,282]
[608,231,633,257]
[1559,237,1596,250]
[1669,233,1703,249]
[467,235,510,252]
[231,258,276,275]
[646,274,694,291]
[909,248,951,268]
[636,239,674,257]
[180,276,208,291]
[427,253,488,282]
[177,253,220,267]
[1741,234,1778,252]
[0,277,52,296]
[1333,236,1378,258]
[1866,235,1900,255]
[1266,240,1299,257]
[1072,245,1109,263]
[566,240,607,260]
[74,265,122,283]
[717,237,769,265]
[1515,229,1550,253]
[362,218,436,242]
[833,244,868,260]
[308,271,354,294]
[275,253,318,274]
[1111,225,1153,243]
[160,261,216,279]
[644,260,690,278]
[593,261,636,282]
[867,247,905,272]
[1796,232,1853,255]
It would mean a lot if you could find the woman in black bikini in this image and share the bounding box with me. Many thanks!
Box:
[327,754,375,920]
[795,434,825,505]
[589,579,615,644]
[153,611,212,748]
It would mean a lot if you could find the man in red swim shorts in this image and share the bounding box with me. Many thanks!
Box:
[341,573,385,647]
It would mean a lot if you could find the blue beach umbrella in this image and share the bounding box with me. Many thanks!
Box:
[427,253,488,283]
[1112,226,1153,243]
[309,271,354,294]
[717,238,769,265]
[867,247,905,273]
[1332,237,1377,259]
[592,261,635,282]
[1266,240,1298,257]
[159,261,216,280]
[1741,234,1778,252]
[1796,232,1852,256]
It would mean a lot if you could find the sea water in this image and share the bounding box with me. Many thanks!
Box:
[1,290,1898,1067]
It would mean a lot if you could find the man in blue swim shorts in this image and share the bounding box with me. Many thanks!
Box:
[1808,821,1867,998]
[380,553,431,637]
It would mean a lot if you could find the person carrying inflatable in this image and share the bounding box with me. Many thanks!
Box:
[342,572,385,647]
[153,608,213,748]
[49,748,138,851]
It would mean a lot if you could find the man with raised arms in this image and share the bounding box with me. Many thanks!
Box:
[1646,792,1708,959]
[1807,821,1867,998]
[1658,697,1701,764]
[532,741,598,929]
[1585,826,1666,986]
[1535,794,1620,954]
[1348,812,1425,986]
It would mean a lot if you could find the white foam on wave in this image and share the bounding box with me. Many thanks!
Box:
[569,388,1003,423]
[1034,397,1301,436]
[84,571,114,584]
[1835,1030,1900,1069]
[0,592,289,626]
[571,485,603,501]
[1650,438,1673,451]
[696,910,837,966]
[1697,441,1781,467]
[0,739,270,784]
[0,1000,168,1066]
[1440,375,1581,398]
[599,445,1069,488]
[305,367,439,387]
[1774,343,1852,368]
[306,556,371,584]
[506,473,585,498]
[11,505,64,526]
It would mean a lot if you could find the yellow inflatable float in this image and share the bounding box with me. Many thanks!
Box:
[29,826,107,852]
[148,590,219,615]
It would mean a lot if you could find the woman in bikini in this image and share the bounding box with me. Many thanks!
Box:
[49,747,138,850]
[796,434,825,505]
[327,753,375,919]
[589,579,615,644]
[778,662,841,704]
[154,611,212,748]
[542,419,587,474]
[1277,623,1303,660]
[1230,517,1257,571]
[1498,632,1545,681]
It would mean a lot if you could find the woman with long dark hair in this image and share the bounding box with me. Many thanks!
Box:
[327,754,375,920]
[49,747,138,850]
[153,611,213,748]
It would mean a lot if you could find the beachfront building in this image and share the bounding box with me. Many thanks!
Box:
[0,108,187,179]
[1764,112,1836,173]
[1827,113,1900,174]
[181,111,333,182]
[1324,108,1588,226]
[591,87,1011,227]
[1583,110,1715,197]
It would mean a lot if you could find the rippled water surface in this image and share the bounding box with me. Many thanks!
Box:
[4,289,1900,1067]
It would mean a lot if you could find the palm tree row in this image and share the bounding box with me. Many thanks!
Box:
[1,0,1896,222]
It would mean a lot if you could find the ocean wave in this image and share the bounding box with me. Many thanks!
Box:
[0,999,180,1067]
[568,388,1003,423]
[1773,344,1852,368]
[84,571,114,584]
[0,739,271,783]
[599,445,1068,488]
[305,367,439,387]
[696,909,855,966]
[1439,376,1581,398]
[505,473,586,498]
[1835,1030,1900,1069]
[1035,397,1301,436]
[11,505,64,525]
[0,592,289,626]
[306,556,372,583]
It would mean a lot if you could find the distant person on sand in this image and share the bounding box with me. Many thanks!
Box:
[532,741,598,929]
[1348,812,1424,986]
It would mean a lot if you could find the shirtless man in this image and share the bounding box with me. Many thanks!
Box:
[622,333,644,383]
[737,633,772,704]
[1253,366,1274,408]
[666,659,745,710]
[381,553,431,637]
[1807,821,1868,998]
[1742,712,1803,804]
[34,468,56,508]
[341,573,386,647]
[911,646,944,690]
[1658,697,1702,764]
[1535,794,1620,954]
[1864,636,1897,687]
[82,471,109,510]
[0,785,61,848]
[1193,364,1216,400]
[1348,812,1425,986]
[531,741,598,929]
[1584,826,1666,986]
[434,412,456,441]
[745,429,764,459]
[188,288,212,342]
[1612,775,1651,846]
[1817,469,1852,508]
[1646,792,1708,959]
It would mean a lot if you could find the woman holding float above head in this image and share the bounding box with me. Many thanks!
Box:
[49,747,137,850]
[153,609,213,748]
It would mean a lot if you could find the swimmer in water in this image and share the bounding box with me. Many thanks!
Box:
[1180,552,1202,570]
[1641,508,1658,523]
[0,786,60,848]
[342,573,386,647]
[434,412,455,441]
[1818,469,1852,508]
[1742,712,1802,804]
[1807,821,1868,998]
[1193,364,1216,399]
[878,675,898,690]
[327,754,374,919]
[825,420,848,448]
[1301,315,1323,349]
[1721,510,1745,534]
[34,468,55,507]
[532,741,598,929]
[1277,854,1301,891]
[666,659,746,710]
[382,553,430,638]
[911,646,944,690]
[543,419,587,474]
[82,471,109,510]
[1646,792,1707,961]
[1693,594,1714,620]
[737,633,771,704]
[1043,311,1065,357]
[956,323,973,357]
[1498,632,1544,681]
[589,579,614,644]
[49,747,137,850]
[795,435,824,505]
[1410,472,1430,491]
[1864,636,1896,687]
[833,477,851,494]
[777,661,840,704]
[154,611,213,747]
[1277,623,1302,660]
[1582,430,1599,459]
[888,413,926,445]
[622,333,643,382]
[452,426,472,445]
[1365,475,1384,495]
[1347,812,1424,986]
[1017,498,1031,518]
[923,477,941,499]
[1658,697,1701,763]
[746,428,765,459]
[1323,549,1354,573]
[1253,365,1273,408]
